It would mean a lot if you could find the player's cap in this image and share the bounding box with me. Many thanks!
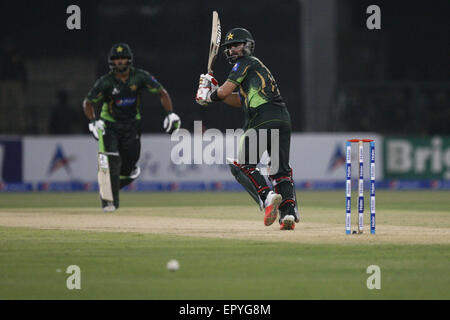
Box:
[108,43,133,60]
[222,28,254,47]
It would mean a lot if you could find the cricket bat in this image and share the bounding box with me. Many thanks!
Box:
[97,129,113,202]
[207,11,221,75]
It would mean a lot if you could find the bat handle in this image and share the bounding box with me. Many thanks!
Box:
[98,128,105,153]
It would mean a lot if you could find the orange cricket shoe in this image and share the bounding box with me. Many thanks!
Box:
[280,215,296,230]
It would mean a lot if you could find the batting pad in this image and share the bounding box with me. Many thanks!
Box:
[228,159,264,210]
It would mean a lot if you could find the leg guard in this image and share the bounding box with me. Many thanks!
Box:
[102,155,121,209]
[270,169,300,222]
[228,160,270,210]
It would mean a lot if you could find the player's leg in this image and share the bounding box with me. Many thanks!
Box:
[229,127,281,226]
[102,121,121,210]
[118,121,142,189]
[228,160,265,209]
[268,121,299,230]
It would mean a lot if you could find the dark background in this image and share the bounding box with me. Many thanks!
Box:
[1,0,449,135]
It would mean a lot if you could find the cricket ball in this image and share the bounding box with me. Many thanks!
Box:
[167,259,180,272]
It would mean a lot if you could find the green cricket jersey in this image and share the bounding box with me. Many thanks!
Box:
[227,55,285,109]
[227,55,287,129]
[86,67,163,122]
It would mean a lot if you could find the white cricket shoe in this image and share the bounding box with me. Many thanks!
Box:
[103,201,116,213]
[264,191,282,226]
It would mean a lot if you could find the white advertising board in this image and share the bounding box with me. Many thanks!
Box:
[23,133,383,182]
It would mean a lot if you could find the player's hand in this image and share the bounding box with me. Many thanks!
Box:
[163,112,181,133]
[88,119,105,140]
[195,74,218,106]
[202,73,219,91]
[196,86,211,106]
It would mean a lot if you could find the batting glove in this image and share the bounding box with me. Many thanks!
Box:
[195,73,218,106]
[163,112,181,133]
[202,73,219,91]
[196,87,211,106]
[88,119,105,140]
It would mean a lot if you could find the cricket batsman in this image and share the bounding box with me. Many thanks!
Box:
[83,43,180,212]
[195,28,300,230]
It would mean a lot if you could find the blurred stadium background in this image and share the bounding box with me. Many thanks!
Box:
[1,0,449,191]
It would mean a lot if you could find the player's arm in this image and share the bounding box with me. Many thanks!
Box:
[155,87,182,133]
[196,60,248,107]
[142,71,174,112]
[82,99,96,121]
[215,81,242,107]
[142,71,181,133]
[83,78,105,120]
[157,88,174,113]
[196,77,242,107]
[83,79,106,139]
[216,61,249,107]
[158,88,180,133]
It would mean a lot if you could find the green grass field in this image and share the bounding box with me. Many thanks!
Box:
[0,190,449,300]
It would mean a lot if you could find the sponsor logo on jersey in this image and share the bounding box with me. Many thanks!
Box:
[116,97,137,107]
[112,87,120,95]
[232,62,240,72]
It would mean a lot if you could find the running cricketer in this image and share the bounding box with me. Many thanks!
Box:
[83,43,180,212]
[195,28,300,230]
